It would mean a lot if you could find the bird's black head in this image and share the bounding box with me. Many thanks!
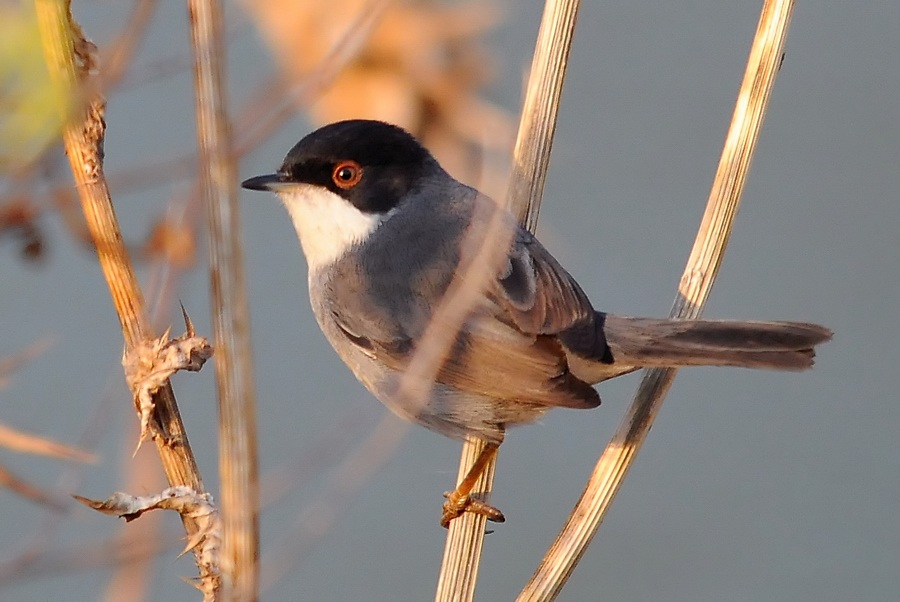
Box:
[241,120,441,215]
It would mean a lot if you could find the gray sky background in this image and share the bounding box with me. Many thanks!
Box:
[2,1,897,600]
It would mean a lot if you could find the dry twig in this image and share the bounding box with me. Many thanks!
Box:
[0,339,95,463]
[187,0,260,597]
[435,1,580,600]
[0,338,54,388]
[35,0,213,591]
[517,1,796,599]
[75,486,221,600]
[0,462,68,511]
[122,307,213,447]
[0,421,95,463]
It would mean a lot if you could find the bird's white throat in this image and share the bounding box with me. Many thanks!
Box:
[277,185,387,273]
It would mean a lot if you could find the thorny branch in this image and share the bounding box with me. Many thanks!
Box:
[122,307,213,447]
[37,0,214,594]
[74,486,221,600]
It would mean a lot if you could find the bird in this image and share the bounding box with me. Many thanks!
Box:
[241,119,831,527]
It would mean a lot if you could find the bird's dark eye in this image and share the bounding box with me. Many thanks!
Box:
[331,161,363,189]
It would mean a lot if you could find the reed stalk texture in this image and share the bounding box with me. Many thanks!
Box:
[518,1,796,599]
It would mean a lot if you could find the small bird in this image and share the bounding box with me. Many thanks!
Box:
[242,119,831,527]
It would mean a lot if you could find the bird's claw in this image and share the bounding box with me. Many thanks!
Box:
[440,490,505,528]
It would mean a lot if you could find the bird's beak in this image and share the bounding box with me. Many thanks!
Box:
[241,173,288,192]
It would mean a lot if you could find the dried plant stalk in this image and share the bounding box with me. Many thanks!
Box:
[435,1,581,600]
[0,463,67,511]
[187,0,259,599]
[435,437,497,602]
[517,1,796,599]
[507,0,580,231]
[0,421,94,462]
[35,0,204,495]
[35,0,210,586]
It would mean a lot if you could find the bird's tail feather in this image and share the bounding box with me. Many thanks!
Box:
[603,316,832,371]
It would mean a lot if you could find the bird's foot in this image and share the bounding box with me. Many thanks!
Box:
[440,489,505,528]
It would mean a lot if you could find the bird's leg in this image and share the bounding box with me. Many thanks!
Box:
[440,441,505,528]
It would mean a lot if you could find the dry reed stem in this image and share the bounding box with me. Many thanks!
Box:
[0,463,68,511]
[0,338,54,388]
[0,421,95,463]
[517,1,796,599]
[187,0,259,599]
[106,198,209,601]
[435,1,580,600]
[99,0,158,90]
[35,0,212,589]
[507,0,580,232]
[435,436,496,602]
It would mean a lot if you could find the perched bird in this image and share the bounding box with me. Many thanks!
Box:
[242,119,831,527]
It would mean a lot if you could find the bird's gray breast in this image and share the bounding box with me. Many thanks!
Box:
[305,185,486,429]
[305,185,565,441]
[326,186,476,345]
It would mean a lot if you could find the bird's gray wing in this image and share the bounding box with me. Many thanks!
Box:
[492,229,594,333]
[490,229,613,363]
[326,217,602,409]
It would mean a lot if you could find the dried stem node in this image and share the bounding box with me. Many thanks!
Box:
[122,307,213,446]
[74,486,222,599]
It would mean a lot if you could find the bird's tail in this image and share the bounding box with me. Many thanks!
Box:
[602,316,832,371]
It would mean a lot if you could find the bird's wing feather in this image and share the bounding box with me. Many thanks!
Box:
[492,229,595,334]
[331,298,599,409]
[327,222,601,409]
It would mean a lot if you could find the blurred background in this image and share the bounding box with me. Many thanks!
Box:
[1,0,897,599]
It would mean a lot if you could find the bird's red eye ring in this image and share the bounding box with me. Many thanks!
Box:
[331,161,363,189]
